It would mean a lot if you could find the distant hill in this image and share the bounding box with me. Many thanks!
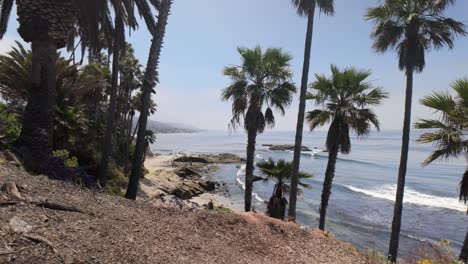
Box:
[133,118,199,134]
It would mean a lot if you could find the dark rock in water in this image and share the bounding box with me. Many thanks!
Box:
[173,156,210,164]
[199,180,216,192]
[207,153,243,163]
[175,167,201,179]
[263,144,311,152]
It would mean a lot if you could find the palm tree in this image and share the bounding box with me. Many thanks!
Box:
[414,78,468,262]
[306,65,387,231]
[125,0,172,200]
[366,1,466,261]
[143,129,156,162]
[0,0,112,172]
[222,46,296,212]
[288,0,335,223]
[256,158,312,220]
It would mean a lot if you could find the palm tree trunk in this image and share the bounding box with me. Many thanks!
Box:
[268,183,286,220]
[16,38,57,172]
[460,225,468,263]
[319,143,339,230]
[388,67,414,263]
[131,118,139,142]
[124,114,134,173]
[99,1,123,187]
[125,0,172,200]
[244,126,257,212]
[288,1,316,222]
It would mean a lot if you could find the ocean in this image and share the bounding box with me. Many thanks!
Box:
[151,130,466,257]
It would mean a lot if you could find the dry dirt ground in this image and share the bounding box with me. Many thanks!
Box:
[0,161,368,264]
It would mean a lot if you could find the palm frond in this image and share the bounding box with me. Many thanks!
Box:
[306,109,332,131]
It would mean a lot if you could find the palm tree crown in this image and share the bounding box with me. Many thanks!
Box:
[366,0,466,73]
[222,46,296,132]
[415,78,468,201]
[256,158,312,219]
[257,158,312,193]
[291,0,334,16]
[307,65,388,152]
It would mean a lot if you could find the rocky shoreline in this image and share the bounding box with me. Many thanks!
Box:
[139,153,243,211]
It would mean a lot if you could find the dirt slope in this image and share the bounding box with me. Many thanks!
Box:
[0,162,367,264]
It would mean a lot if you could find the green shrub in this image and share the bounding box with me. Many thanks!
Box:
[0,104,21,142]
[409,240,461,264]
[106,166,128,196]
[52,149,79,168]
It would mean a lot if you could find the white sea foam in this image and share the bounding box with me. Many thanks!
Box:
[345,184,467,213]
[236,165,265,202]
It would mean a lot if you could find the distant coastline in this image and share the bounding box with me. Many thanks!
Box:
[135,118,200,134]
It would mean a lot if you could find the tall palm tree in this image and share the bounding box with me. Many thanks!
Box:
[222,46,296,212]
[288,0,335,223]
[99,0,125,187]
[257,158,312,220]
[414,78,468,262]
[366,1,466,261]
[125,0,171,200]
[306,65,387,231]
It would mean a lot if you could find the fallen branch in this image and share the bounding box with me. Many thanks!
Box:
[0,250,16,255]
[0,200,17,207]
[35,201,83,213]
[23,234,58,255]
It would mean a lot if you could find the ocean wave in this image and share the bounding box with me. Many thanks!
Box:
[236,165,265,202]
[345,184,467,212]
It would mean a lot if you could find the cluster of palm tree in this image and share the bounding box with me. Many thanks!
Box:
[223,0,467,262]
[0,0,466,262]
[0,0,173,198]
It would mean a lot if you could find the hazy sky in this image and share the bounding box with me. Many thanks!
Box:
[1,0,468,131]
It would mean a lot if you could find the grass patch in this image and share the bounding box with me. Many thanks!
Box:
[364,249,392,264]
[213,206,232,213]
